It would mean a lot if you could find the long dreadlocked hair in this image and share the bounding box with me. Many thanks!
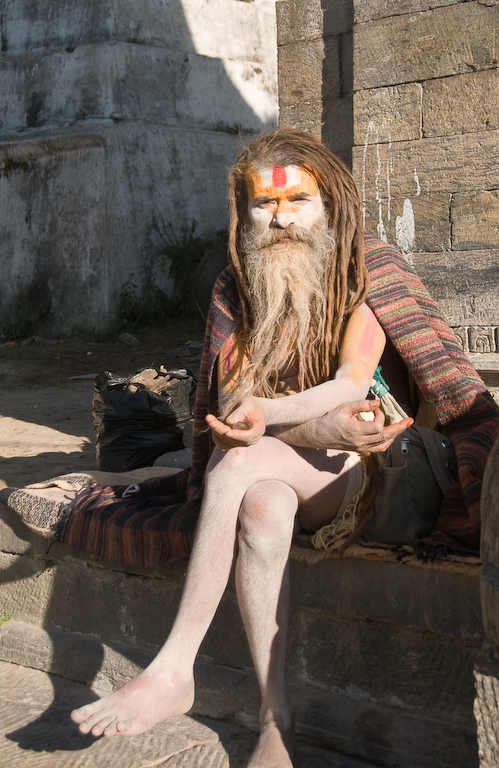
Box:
[227,128,369,397]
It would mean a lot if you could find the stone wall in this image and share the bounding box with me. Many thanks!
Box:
[277,0,499,369]
[0,0,278,335]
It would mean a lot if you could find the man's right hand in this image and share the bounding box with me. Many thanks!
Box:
[206,397,267,451]
[323,399,413,452]
[271,399,413,452]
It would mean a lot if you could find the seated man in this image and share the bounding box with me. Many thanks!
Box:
[71,129,498,767]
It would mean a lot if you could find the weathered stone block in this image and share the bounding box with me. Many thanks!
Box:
[276,0,324,46]
[424,69,499,139]
[290,556,482,637]
[352,131,499,197]
[323,0,354,37]
[480,570,499,648]
[340,30,354,97]
[451,190,499,249]
[322,97,354,153]
[354,3,499,90]
[363,193,451,253]
[474,639,499,768]
[354,0,465,25]
[412,249,499,326]
[278,40,323,106]
[0,43,277,134]
[353,83,422,145]
[1,0,115,53]
[278,37,340,105]
[276,0,353,47]
[481,434,499,569]
[279,101,323,139]
[0,132,111,334]
[1,0,277,66]
[0,123,242,334]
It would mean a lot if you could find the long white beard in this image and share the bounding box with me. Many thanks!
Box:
[236,213,336,398]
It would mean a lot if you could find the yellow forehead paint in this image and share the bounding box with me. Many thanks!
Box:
[245,164,319,201]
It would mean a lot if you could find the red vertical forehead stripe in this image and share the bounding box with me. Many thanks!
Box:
[272,166,287,188]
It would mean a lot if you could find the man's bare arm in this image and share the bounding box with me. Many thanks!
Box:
[268,399,413,453]
[208,304,393,450]
[259,304,385,428]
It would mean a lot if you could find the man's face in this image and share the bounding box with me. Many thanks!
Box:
[245,164,324,233]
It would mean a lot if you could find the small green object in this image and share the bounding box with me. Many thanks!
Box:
[0,612,12,627]
[370,365,390,397]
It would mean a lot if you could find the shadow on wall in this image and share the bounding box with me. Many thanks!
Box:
[0,0,278,336]
[320,0,353,168]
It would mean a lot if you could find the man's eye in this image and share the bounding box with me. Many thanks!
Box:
[258,200,276,208]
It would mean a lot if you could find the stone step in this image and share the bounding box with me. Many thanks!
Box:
[0,660,368,767]
[0,495,483,768]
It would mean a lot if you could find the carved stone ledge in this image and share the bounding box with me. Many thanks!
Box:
[453,326,499,354]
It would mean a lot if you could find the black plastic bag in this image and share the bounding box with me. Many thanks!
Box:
[92,368,197,472]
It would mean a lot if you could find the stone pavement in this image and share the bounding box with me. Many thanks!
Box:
[0,660,371,768]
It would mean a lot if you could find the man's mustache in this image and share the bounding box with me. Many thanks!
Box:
[251,224,316,249]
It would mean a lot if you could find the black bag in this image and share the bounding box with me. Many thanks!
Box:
[92,368,197,472]
[363,425,456,546]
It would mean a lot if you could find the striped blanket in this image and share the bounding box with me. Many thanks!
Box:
[56,234,499,566]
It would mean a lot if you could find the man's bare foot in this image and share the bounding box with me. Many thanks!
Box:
[70,666,194,738]
[247,712,295,768]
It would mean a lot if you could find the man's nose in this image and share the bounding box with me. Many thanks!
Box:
[272,201,297,228]
[273,212,296,228]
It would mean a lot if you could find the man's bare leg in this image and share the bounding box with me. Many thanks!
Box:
[71,438,349,738]
[71,448,255,737]
[237,480,298,768]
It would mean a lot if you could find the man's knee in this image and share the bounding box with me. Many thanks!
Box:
[239,480,298,544]
[207,437,285,479]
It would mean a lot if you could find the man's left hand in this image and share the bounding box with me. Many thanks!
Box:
[206,397,267,450]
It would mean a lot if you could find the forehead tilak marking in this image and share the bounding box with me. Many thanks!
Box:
[272,166,287,188]
[245,164,318,199]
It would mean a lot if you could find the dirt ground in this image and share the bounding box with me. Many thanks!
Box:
[0,325,204,489]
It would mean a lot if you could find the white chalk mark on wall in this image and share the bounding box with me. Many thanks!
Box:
[414,167,421,196]
[386,135,392,223]
[362,121,389,241]
[396,198,415,269]
[361,121,376,227]
[375,139,388,242]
